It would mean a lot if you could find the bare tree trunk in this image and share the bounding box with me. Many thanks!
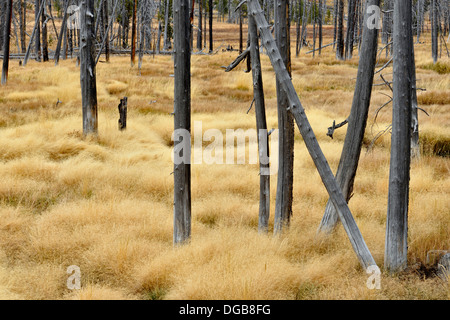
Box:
[239,7,243,53]
[173,0,191,244]
[344,0,356,60]
[410,43,420,160]
[42,1,49,62]
[432,0,438,63]
[131,0,137,65]
[318,0,323,55]
[209,0,213,52]
[318,0,381,233]
[103,0,110,62]
[54,0,69,65]
[197,0,202,50]
[273,0,294,235]
[23,0,46,65]
[336,0,344,60]
[1,0,12,85]
[35,0,42,61]
[163,0,170,50]
[385,0,413,274]
[249,14,270,233]
[80,0,98,135]
[248,0,377,271]
[20,0,26,53]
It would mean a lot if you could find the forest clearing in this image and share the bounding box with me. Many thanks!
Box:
[0,0,449,300]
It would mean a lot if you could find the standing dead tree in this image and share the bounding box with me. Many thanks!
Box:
[247,0,377,271]
[1,0,12,85]
[318,0,381,233]
[274,0,294,235]
[384,0,413,274]
[173,0,192,245]
[80,0,98,135]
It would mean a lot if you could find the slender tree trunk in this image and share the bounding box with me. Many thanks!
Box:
[163,0,170,50]
[239,7,243,53]
[1,0,12,85]
[131,0,137,65]
[35,0,42,61]
[318,0,322,55]
[209,0,213,52]
[318,0,381,233]
[345,0,356,60]
[173,0,191,244]
[248,0,377,271]
[432,0,438,63]
[385,0,413,274]
[54,0,69,65]
[42,1,49,62]
[197,0,202,50]
[411,43,420,160]
[80,0,98,135]
[249,14,270,233]
[156,21,162,53]
[336,0,344,60]
[274,0,294,234]
[20,0,26,53]
[103,0,110,62]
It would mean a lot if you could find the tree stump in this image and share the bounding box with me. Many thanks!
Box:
[118,97,127,130]
[437,253,450,281]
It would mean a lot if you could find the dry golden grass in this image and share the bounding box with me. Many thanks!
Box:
[0,20,448,300]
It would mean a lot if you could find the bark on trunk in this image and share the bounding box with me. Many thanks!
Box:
[173,0,191,244]
[384,0,413,274]
[1,0,12,85]
[249,14,270,233]
[318,0,381,234]
[80,0,98,135]
[274,0,294,235]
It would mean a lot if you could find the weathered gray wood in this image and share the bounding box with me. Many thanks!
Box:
[411,44,420,160]
[1,0,12,85]
[35,0,41,61]
[335,0,344,60]
[248,0,377,271]
[173,0,191,245]
[118,97,127,130]
[273,0,294,235]
[318,0,381,233]
[41,0,49,62]
[23,0,46,66]
[197,0,202,50]
[54,0,69,66]
[131,0,137,65]
[384,0,413,274]
[80,0,98,135]
[103,0,110,62]
[209,0,213,52]
[249,14,270,234]
[432,0,438,63]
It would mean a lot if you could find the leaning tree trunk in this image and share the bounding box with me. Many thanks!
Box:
[54,0,69,65]
[274,0,294,235]
[35,0,42,61]
[249,14,270,233]
[80,0,98,135]
[385,0,413,274]
[247,0,377,271]
[318,0,381,234]
[1,0,12,85]
[173,0,191,245]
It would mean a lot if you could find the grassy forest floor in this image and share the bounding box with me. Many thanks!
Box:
[0,21,449,299]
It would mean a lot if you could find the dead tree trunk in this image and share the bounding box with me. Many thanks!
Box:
[318,0,323,55]
[344,0,357,60]
[249,14,270,233]
[1,0,12,85]
[411,44,420,160]
[432,0,438,63]
[274,0,294,235]
[103,0,110,62]
[20,0,26,53]
[197,0,202,50]
[318,0,381,233]
[163,0,170,50]
[247,0,377,271]
[23,0,46,66]
[209,0,213,52]
[54,0,69,65]
[131,0,137,65]
[173,0,191,244]
[42,1,49,62]
[384,0,413,274]
[35,0,42,61]
[335,0,344,60]
[80,0,98,135]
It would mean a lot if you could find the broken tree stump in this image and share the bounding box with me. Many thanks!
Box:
[118,97,127,130]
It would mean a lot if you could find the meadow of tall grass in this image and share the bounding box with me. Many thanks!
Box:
[0,22,448,300]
